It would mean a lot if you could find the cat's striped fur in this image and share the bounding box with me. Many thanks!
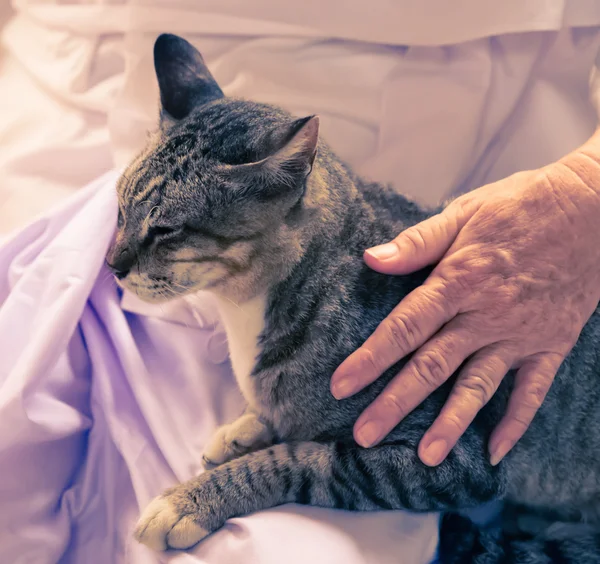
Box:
[107,34,600,562]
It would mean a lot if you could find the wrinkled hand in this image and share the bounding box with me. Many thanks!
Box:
[331,143,600,467]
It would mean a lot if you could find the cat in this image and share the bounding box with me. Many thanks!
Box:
[107,33,600,563]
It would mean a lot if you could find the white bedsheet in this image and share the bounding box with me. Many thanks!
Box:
[1,2,599,563]
[2,0,599,235]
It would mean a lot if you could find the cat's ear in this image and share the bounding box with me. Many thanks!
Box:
[265,115,320,177]
[226,116,320,198]
[153,33,224,122]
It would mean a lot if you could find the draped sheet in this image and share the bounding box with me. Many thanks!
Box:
[2,1,600,562]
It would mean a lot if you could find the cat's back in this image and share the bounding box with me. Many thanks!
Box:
[541,305,600,426]
[357,178,434,234]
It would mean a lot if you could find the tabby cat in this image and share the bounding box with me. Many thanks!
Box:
[107,34,600,563]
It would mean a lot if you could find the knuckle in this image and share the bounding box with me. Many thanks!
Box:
[539,354,563,375]
[384,313,420,353]
[508,383,549,428]
[454,369,498,406]
[435,269,471,303]
[484,249,515,276]
[448,194,473,217]
[361,348,383,375]
[411,351,450,388]
[399,227,428,255]
[435,334,461,358]
[523,381,548,410]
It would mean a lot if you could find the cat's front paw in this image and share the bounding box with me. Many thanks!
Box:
[202,413,272,469]
[134,495,209,551]
[202,424,233,469]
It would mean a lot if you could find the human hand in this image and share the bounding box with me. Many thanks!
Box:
[331,140,600,466]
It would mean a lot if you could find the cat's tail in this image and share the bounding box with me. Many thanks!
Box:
[439,512,600,564]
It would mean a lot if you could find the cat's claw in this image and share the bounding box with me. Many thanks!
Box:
[134,496,209,551]
[201,454,219,470]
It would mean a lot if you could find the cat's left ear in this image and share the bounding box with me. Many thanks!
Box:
[265,115,320,178]
[153,33,224,123]
[226,116,320,199]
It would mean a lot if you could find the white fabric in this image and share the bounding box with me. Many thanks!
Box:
[0,2,599,563]
[0,6,119,234]
[10,0,600,45]
[1,0,599,235]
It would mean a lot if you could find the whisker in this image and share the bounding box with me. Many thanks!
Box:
[143,206,160,228]
[162,286,178,297]
[155,289,167,315]
[169,281,192,291]
[99,269,115,285]
[220,294,241,310]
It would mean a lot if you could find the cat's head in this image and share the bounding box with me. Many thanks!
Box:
[107,33,322,303]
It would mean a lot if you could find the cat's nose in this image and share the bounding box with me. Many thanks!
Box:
[106,258,131,279]
[110,265,130,280]
[106,245,136,280]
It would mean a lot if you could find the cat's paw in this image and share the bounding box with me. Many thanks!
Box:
[134,496,209,551]
[202,424,232,468]
[202,414,273,469]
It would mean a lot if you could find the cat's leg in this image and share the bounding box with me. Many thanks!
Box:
[134,440,507,551]
[202,411,273,469]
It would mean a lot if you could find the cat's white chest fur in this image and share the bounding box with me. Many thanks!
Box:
[213,294,267,408]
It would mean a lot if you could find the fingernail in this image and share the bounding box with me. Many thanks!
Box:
[355,421,383,448]
[331,377,356,400]
[365,243,399,261]
[420,439,448,466]
[490,441,512,466]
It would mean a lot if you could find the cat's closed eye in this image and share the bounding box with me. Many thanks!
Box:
[150,225,176,237]
[142,225,179,246]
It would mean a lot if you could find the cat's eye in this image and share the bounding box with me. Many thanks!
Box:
[142,225,179,247]
[150,226,176,237]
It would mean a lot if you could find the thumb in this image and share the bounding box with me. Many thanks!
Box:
[364,204,468,275]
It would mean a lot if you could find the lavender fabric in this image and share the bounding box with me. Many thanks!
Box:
[0,171,439,564]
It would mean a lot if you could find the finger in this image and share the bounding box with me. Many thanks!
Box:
[488,353,562,466]
[418,346,514,466]
[331,281,460,400]
[352,320,487,448]
[364,202,470,275]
